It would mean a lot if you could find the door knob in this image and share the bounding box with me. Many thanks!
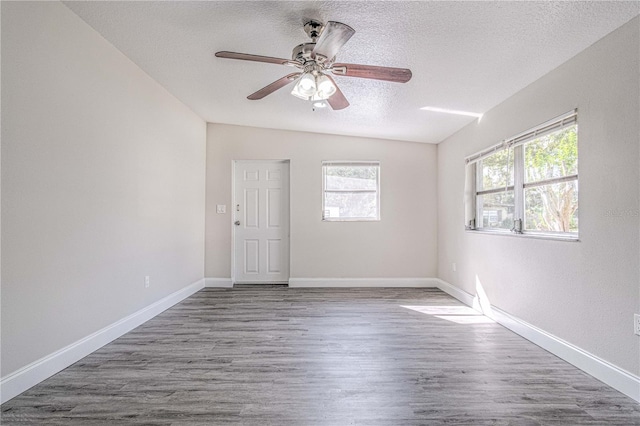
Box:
[234,220,241,226]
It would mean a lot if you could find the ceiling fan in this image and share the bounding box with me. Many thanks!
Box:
[215,20,412,110]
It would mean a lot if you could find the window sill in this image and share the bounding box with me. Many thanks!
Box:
[323,218,380,222]
[466,229,579,242]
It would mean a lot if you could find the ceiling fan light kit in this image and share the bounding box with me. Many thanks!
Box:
[215,19,412,110]
[291,70,337,101]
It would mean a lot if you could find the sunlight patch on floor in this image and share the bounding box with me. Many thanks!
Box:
[400,305,495,324]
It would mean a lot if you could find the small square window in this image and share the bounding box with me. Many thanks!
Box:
[322,162,380,221]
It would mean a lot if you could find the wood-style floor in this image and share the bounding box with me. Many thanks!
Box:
[2,287,639,425]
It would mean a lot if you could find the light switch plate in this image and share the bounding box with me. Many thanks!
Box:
[216,205,226,214]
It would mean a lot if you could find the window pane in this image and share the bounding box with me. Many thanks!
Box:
[478,190,514,230]
[525,125,578,183]
[478,148,514,191]
[324,191,377,219]
[325,165,377,190]
[525,180,578,233]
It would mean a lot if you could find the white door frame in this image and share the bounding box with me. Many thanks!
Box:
[231,159,291,284]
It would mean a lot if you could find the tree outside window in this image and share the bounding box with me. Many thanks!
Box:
[471,112,578,238]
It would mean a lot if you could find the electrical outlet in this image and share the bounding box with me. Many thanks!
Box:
[145,276,150,288]
[216,204,226,214]
[634,314,640,336]
[452,263,457,272]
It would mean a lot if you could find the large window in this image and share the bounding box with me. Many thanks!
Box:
[322,161,380,221]
[466,110,578,239]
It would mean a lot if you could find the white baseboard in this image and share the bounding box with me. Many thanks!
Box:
[0,279,205,404]
[289,277,438,288]
[435,279,477,307]
[204,277,233,288]
[435,278,640,403]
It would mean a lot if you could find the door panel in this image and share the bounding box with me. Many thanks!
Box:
[267,189,281,228]
[234,161,290,283]
[267,239,281,273]
[244,240,259,274]
[244,189,259,228]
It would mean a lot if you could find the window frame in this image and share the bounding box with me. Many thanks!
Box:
[321,161,381,222]
[466,110,579,241]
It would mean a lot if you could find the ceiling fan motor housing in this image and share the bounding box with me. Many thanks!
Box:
[293,20,335,64]
[292,43,316,63]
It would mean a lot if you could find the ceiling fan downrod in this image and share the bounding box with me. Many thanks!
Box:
[303,20,325,42]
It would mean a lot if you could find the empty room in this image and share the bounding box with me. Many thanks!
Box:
[1,1,639,424]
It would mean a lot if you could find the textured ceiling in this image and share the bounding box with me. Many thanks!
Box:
[64,1,639,144]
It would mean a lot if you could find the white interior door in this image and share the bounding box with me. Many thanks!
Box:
[234,160,290,283]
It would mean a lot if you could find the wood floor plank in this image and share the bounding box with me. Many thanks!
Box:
[2,287,638,425]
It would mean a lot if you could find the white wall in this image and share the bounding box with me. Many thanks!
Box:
[206,124,437,281]
[1,2,206,377]
[437,17,639,375]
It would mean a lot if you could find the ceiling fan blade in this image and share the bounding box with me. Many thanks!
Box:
[247,73,301,100]
[331,63,412,83]
[215,51,297,67]
[312,21,355,63]
[326,76,349,110]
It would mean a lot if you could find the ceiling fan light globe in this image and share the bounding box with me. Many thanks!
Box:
[298,73,317,95]
[314,90,331,100]
[291,88,310,100]
[316,74,337,97]
[291,77,311,100]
